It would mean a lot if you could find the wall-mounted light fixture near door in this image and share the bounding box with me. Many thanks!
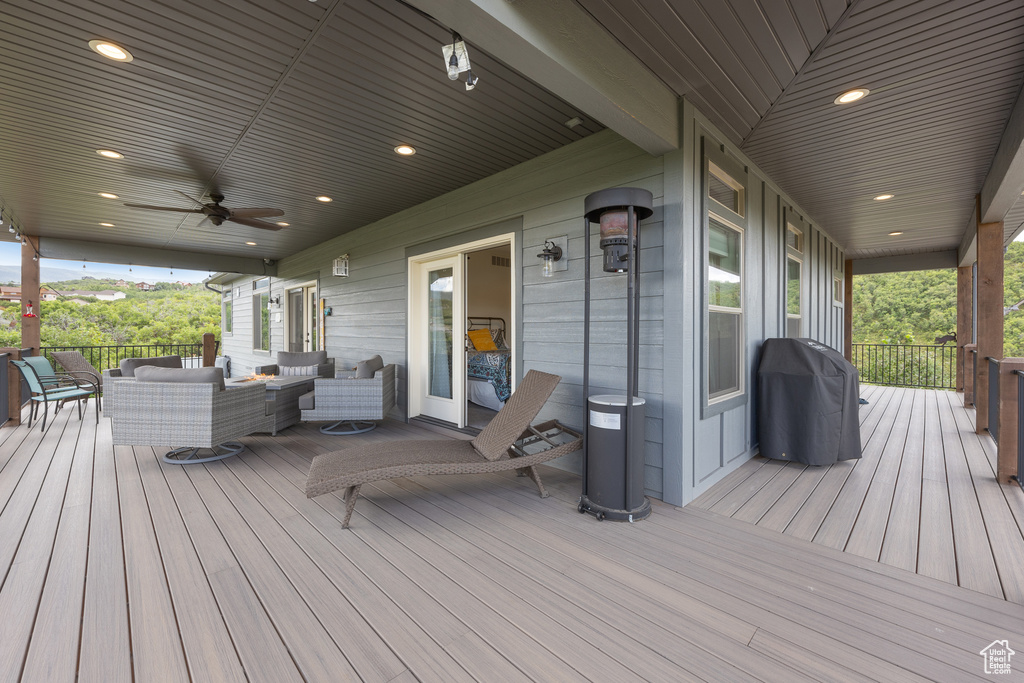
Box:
[333,254,350,277]
[537,236,567,277]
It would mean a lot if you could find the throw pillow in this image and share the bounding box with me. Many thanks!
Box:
[279,364,318,376]
[355,355,384,379]
[467,329,497,351]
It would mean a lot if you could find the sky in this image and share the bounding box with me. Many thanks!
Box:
[0,241,213,283]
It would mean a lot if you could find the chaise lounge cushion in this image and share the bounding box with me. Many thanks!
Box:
[120,355,182,377]
[135,365,226,391]
[355,355,384,379]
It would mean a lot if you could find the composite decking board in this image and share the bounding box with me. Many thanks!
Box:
[754,461,831,532]
[707,458,790,516]
[688,455,769,509]
[917,391,959,584]
[847,389,921,562]
[154,452,306,683]
[816,387,916,551]
[113,444,192,682]
[878,386,926,572]
[179,463,365,681]
[531,465,1024,639]
[242,436,583,683]
[944,391,1024,602]
[935,392,1006,599]
[0,409,81,681]
[78,416,132,683]
[746,630,889,683]
[454,471,993,681]
[20,416,95,683]
[363,478,715,683]
[731,461,808,523]
[130,446,249,683]
[783,385,904,541]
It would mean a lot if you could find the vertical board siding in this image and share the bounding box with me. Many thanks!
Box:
[219,106,844,507]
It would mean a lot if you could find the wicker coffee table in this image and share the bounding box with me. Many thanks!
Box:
[225,375,315,434]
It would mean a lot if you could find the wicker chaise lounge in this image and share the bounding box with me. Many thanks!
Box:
[306,370,582,528]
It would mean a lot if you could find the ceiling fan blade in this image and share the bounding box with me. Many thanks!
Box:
[123,203,204,213]
[229,216,285,231]
[174,190,207,208]
[229,207,285,219]
[197,216,210,228]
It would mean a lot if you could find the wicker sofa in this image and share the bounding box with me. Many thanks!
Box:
[108,366,276,464]
[254,350,335,378]
[299,362,396,434]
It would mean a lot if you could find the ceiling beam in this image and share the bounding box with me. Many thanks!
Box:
[852,250,958,275]
[405,0,679,156]
[37,238,277,277]
[980,84,1024,223]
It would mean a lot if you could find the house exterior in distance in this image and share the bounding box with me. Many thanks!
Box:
[114,279,131,287]
[58,289,127,301]
[135,282,153,291]
[213,104,844,506]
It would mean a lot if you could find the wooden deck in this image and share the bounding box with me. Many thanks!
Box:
[692,385,1024,605]
[1,400,1023,682]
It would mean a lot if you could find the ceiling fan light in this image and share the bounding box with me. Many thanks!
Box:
[88,39,133,62]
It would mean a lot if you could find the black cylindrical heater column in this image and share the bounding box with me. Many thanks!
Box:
[578,187,653,523]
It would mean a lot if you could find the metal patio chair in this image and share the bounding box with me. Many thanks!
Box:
[12,359,99,431]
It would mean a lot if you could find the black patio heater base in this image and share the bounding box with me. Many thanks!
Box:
[577,495,652,523]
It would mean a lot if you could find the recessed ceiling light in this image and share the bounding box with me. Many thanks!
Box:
[99,222,115,227]
[834,88,869,105]
[96,149,123,159]
[888,231,903,236]
[394,145,416,156]
[88,40,134,62]
[316,196,332,202]
[276,221,289,227]
[98,192,119,199]
[245,241,257,246]
[873,194,894,201]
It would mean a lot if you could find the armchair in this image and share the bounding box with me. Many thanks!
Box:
[108,366,276,464]
[254,350,334,378]
[300,362,396,434]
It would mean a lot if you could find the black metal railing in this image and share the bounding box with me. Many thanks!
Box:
[989,357,1000,443]
[851,343,957,389]
[1016,370,1024,491]
[38,342,218,372]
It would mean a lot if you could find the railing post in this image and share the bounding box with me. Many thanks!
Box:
[996,360,1024,484]
[989,358,1000,443]
[202,333,216,368]
[963,344,977,406]
[0,348,22,426]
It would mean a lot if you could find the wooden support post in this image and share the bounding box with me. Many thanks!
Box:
[964,343,977,406]
[20,235,40,355]
[997,359,1024,484]
[1,348,23,426]
[956,265,973,392]
[975,216,1003,434]
[202,332,216,368]
[844,259,853,361]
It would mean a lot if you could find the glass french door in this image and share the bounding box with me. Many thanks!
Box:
[287,284,318,352]
[410,255,465,425]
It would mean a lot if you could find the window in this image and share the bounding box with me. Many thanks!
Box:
[222,290,233,334]
[786,224,803,252]
[708,161,744,217]
[708,216,743,401]
[786,256,802,338]
[253,279,270,351]
[833,274,844,305]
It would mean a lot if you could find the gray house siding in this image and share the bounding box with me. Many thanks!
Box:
[218,97,845,507]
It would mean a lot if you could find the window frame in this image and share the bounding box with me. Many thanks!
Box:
[702,139,748,417]
[786,254,803,338]
[252,278,271,353]
[222,288,233,335]
[833,273,844,306]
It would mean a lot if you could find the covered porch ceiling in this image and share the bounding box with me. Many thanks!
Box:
[2,0,1024,272]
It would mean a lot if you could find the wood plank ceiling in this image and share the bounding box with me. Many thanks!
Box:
[575,0,1024,260]
[0,0,600,263]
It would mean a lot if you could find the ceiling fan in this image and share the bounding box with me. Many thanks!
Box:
[124,191,286,230]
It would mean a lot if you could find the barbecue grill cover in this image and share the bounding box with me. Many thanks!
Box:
[757,338,862,466]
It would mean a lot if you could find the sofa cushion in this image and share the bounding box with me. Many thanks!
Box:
[280,364,318,376]
[299,390,316,411]
[278,350,327,367]
[355,355,384,379]
[135,366,225,391]
[120,355,182,377]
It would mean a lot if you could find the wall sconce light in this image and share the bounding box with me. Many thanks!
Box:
[333,254,350,277]
[268,295,281,309]
[537,237,567,278]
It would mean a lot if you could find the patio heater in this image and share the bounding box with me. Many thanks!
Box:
[578,187,653,522]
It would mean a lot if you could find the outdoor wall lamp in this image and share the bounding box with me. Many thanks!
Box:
[333,254,349,277]
[537,238,565,278]
[268,295,281,309]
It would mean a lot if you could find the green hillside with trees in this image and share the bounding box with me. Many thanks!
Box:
[853,240,1024,356]
[0,279,219,349]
